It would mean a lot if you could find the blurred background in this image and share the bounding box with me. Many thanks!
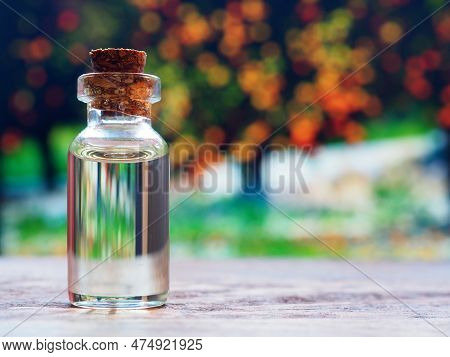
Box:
[0,0,449,259]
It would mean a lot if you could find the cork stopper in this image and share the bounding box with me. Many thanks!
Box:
[89,48,147,73]
[78,48,160,118]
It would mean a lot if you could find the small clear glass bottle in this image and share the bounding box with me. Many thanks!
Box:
[67,66,169,309]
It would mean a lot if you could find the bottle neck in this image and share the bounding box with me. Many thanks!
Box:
[77,73,161,120]
[87,106,151,127]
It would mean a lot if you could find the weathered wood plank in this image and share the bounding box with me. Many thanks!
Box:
[0,258,449,336]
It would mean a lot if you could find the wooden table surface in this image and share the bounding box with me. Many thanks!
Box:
[0,257,449,337]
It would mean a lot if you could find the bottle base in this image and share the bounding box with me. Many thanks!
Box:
[69,292,168,310]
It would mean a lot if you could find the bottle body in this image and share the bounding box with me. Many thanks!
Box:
[67,109,169,309]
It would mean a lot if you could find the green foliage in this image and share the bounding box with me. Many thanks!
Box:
[365,107,436,140]
[1,139,43,186]
[49,125,83,175]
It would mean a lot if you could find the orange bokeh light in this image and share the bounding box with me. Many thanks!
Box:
[241,0,268,22]
[28,37,53,61]
[290,115,321,147]
[243,120,271,144]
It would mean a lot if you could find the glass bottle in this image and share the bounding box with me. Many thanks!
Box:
[67,69,169,309]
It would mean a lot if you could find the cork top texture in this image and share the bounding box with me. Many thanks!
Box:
[89,48,147,73]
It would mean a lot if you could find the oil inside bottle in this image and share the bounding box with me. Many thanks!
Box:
[67,151,169,309]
